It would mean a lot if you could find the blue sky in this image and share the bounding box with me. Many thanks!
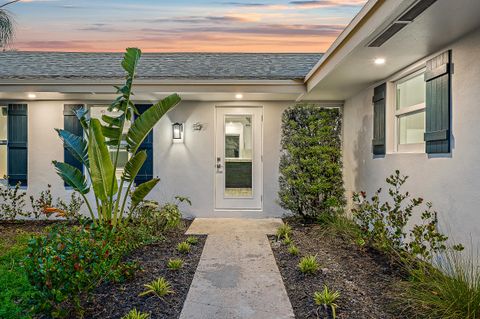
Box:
[6,0,366,52]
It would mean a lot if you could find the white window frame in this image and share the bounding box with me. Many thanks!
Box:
[0,106,7,184]
[394,69,426,153]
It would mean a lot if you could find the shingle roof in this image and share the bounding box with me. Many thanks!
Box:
[0,52,322,81]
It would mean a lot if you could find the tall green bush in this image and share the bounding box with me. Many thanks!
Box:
[278,104,345,222]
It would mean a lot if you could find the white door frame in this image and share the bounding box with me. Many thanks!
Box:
[214,106,263,211]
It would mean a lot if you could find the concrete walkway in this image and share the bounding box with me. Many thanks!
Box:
[179,218,295,319]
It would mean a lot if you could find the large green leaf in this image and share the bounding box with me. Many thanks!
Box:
[55,128,89,168]
[52,161,89,194]
[88,119,118,201]
[122,150,147,182]
[131,178,160,209]
[122,48,142,78]
[126,94,181,153]
[74,106,90,132]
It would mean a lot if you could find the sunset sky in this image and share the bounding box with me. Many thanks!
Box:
[5,0,366,52]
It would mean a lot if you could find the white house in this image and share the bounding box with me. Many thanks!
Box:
[1,0,479,244]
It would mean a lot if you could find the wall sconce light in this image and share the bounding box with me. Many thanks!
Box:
[172,122,184,142]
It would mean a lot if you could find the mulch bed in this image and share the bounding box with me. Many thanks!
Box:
[0,220,71,248]
[270,219,405,319]
[83,220,205,319]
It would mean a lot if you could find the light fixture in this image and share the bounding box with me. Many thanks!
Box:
[172,122,183,141]
[27,93,37,99]
[235,93,243,99]
[374,57,386,65]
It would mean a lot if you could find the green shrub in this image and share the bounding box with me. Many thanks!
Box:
[401,251,480,319]
[298,255,319,275]
[352,170,463,260]
[177,241,191,254]
[278,104,345,222]
[167,258,184,270]
[0,181,28,220]
[314,285,340,319]
[25,223,149,317]
[276,223,292,240]
[30,185,84,221]
[186,236,199,245]
[288,244,299,256]
[139,277,173,299]
[122,308,150,319]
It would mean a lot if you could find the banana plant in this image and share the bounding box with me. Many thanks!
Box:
[52,48,181,226]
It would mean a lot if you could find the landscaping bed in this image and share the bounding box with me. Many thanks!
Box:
[83,220,205,319]
[270,219,404,319]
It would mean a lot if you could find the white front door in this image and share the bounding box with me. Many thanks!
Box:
[215,107,263,210]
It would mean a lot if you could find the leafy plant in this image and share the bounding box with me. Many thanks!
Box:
[276,223,292,240]
[282,234,292,245]
[52,48,181,226]
[131,198,187,234]
[352,170,463,260]
[122,308,150,319]
[167,258,184,270]
[278,104,345,222]
[25,222,155,317]
[177,241,191,254]
[29,184,53,219]
[400,250,480,319]
[0,181,27,220]
[55,192,85,221]
[186,236,199,245]
[288,244,299,256]
[0,0,19,49]
[139,277,173,299]
[298,255,319,275]
[314,285,340,319]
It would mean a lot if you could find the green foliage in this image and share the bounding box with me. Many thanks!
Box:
[122,309,150,319]
[0,231,37,319]
[177,241,191,254]
[139,277,174,299]
[0,181,28,220]
[288,244,299,256]
[29,184,85,221]
[298,255,320,275]
[282,234,292,245]
[131,198,187,234]
[401,251,480,319]
[186,236,199,245]
[352,170,463,260]
[278,104,345,222]
[167,258,184,270]
[53,47,181,226]
[0,0,19,48]
[24,223,155,318]
[314,285,341,319]
[276,223,292,240]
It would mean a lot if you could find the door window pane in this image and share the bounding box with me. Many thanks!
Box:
[396,73,425,110]
[398,111,425,145]
[224,115,252,198]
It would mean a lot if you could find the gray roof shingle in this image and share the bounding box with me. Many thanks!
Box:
[0,52,322,81]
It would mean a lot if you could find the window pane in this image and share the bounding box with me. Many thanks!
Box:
[396,73,425,110]
[399,111,425,145]
[224,115,252,198]
[0,107,7,140]
[0,145,6,179]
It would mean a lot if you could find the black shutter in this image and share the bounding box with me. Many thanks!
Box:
[134,104,153,185]
[372,83,386,155]
[64,104,84,185]
[7,104,28,186]
[424,50,451,154]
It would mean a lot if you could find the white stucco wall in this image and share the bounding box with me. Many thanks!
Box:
[342,28,480,245]
[0,99,295,218]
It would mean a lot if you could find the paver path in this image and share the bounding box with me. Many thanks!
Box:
[179,218,295,319]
